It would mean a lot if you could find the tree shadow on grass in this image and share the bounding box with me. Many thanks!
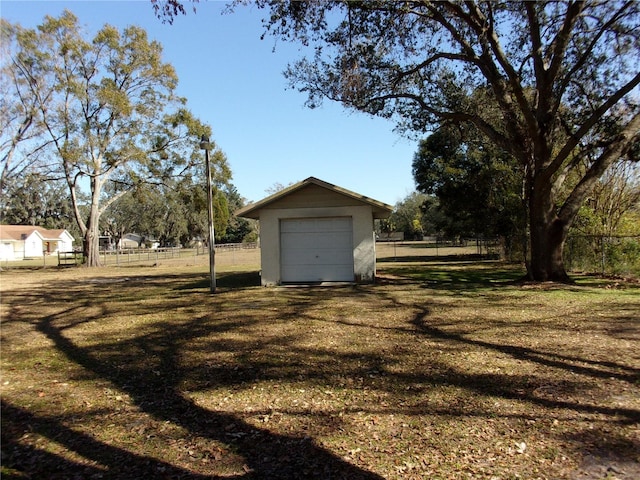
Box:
[217,271,261,289]
[11,299,384,479]
[564,427,640,478]
[409,308,640,423]
[1,401,215,479]
[174,271,261,291]
[3,270,639,479]
[378,262,524,292]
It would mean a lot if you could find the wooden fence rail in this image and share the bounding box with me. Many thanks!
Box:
[57,251,83,267]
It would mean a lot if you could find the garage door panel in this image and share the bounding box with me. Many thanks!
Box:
[281,217,352,233]
[282,248,354,265]
[280,217,354,283]
[281,231,352,252]
[281,264,354,283]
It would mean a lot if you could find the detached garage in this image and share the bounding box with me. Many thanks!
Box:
[236,177,392,286]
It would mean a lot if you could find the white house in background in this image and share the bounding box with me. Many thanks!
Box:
[236,177,393,286]
[0,225,75,260]
[119,233,159,249]
[120,233,144,249]
[98,233,159,250]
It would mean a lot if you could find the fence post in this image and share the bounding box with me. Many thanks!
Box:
[601,235,606,275]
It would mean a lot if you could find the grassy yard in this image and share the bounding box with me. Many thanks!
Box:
[1,245,639,479]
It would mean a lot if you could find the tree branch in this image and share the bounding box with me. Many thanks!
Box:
[558,112,640,224]
[554,1,635,116]
[550,70,640,176]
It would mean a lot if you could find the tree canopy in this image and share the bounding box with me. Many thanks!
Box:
[1,172,78,232]
[413,123,525,248]
[144,1,640,280]
[386,191,430,240]
[1,11,230,265]
[253,0,640,281]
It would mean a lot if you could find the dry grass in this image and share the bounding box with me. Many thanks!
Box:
[1,244,639,479]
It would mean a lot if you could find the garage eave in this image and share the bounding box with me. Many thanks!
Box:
[235,176,393,219]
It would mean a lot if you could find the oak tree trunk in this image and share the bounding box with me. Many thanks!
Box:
[83,225,101,267]
[528,187,572,282]
[83,179,102,267]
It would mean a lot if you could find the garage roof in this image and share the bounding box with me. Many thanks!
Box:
[236,177,393,220]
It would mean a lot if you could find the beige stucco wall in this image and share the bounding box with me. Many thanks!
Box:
[258,204,377,286]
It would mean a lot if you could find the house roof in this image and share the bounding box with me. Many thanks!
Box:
[236,177,393,220]
[0,225,74,242]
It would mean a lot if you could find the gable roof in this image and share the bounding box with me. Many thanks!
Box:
[0,225,43,242]
[0,225,74,242]
[236,177,393,220]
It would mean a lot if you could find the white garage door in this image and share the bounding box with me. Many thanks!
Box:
[280,217,354,283]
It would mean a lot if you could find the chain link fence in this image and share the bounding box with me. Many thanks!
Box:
[565,235,640,277]
[421,235,640,277]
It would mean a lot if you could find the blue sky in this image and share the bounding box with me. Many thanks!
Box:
[2,0,419,206]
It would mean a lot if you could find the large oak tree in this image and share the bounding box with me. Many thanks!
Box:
[264,1,640,281]
[1,11,229,266]
[156,0,639,281]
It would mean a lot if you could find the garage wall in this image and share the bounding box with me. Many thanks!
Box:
[0,242,16,261]
[258,205,376,286]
